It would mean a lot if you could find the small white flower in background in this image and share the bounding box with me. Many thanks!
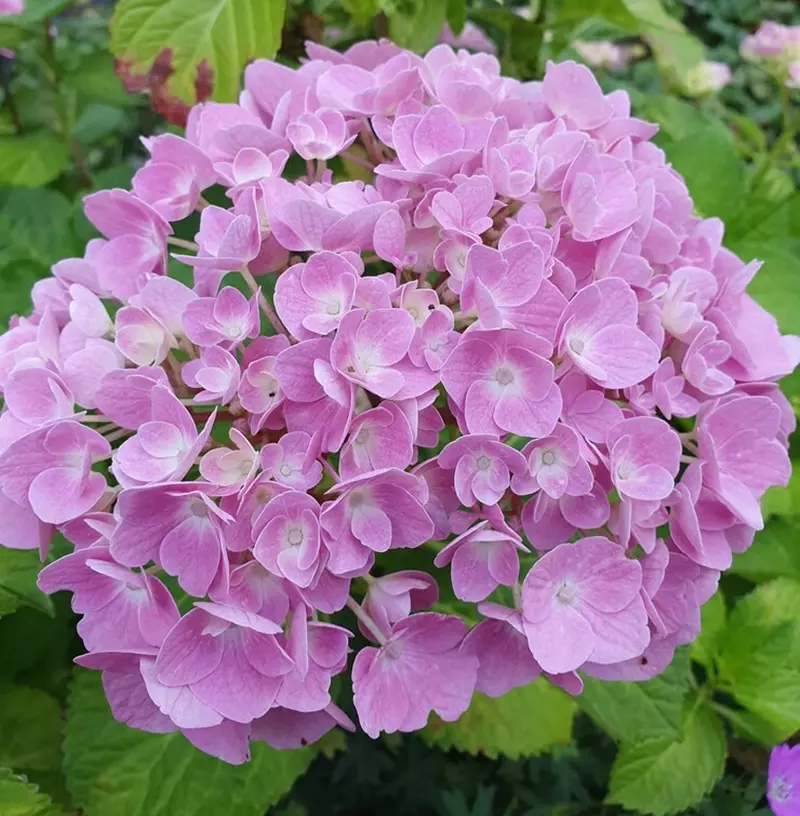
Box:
[681,60,732,96]
[572,40,629,71]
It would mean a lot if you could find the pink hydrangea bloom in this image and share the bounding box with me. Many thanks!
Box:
[1,41,796,763]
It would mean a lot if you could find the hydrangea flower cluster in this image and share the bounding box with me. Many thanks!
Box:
[0,41,796,765]
[741,20,800,87]
[680,61,732,96]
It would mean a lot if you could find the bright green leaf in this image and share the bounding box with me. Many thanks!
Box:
[340,0,379,25]
[65,671,315,816]
[665,123,746,223]
[0,136,69,187]
[717,578,800,739]
[421,679,575,760]
[732,519,800,583]
[578,648,690,744]
[718,704,788,749]
[759,469,800,523]
[691,592,727,671]
[0,768,63,816]
[732,236,800,336]
[0,550,52,618]
[110,0,287,104]
[0,687,62,772]
[606,700,726,815]
[389,0,448,53]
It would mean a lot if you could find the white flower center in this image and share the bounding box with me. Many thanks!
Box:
[555,580,579,606]
[541,450,556,466]
[287,527,304,547]
[569,336,585,354]
[279,463,293,477]
[494,366,514,386]
[476,454,491,471]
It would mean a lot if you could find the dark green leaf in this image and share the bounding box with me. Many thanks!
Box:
[0,549,52,618]
[578,648,690,744]
[65,671,316,816]
[0,686,62,772]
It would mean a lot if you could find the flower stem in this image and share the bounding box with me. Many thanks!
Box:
[239,266,289,338]
[346,596,386,645]
[167,236,199,252]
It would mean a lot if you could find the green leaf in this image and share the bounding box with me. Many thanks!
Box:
[389,0,448,53]
[0,21,23,50]
[606,700,726,815]
[665,123,746,223]
[19,0,73,22]
[0,137,69,187]
[446,0,465,34]
[0,768,63,816]
[759,468,800,523]
[632,94,712,142]
[732,519,800,583]
[0,188,77,268]
[578,648,690,744]
[690,591,727,671]
[110,0,287,104]
[73,104,129,145]
[0,550,52,618]
[421,679,575,759]
[0,686,62,772]
[65,671,315,816]
[717,578,800,739]
[732,236,800,336]
[340,0,379,25]
[66,53,136,107]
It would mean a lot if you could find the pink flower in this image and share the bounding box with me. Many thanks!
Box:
[331,308,437,400]
[199,428,258,493]
[182,286,259,348]
[339,403,415,480]
[512,423,593,499]
[155,602,293,724]
[38,547,179,651]
[697,395,790,529]
[0,421,110,524]
[438,434,526,507]
[286,108,359,160]
[521,536,649,674]
[541,60,614,130]
[361,570,438,638]
[607,416,681,502]
[112,483,231,597]
[556,278,660,388]
[352,612,477,737]
[441,329,561,437]
[183,347,241,404]
[260,431,322,490]
[429,175,495,236]
[768,743,800,816]
[320,468,434,576]
[253,491,324,588]
[434,520,525,602]
[274,251,359,340]
[112,387,215,487]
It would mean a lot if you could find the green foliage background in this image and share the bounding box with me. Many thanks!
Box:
[0,0,798,813]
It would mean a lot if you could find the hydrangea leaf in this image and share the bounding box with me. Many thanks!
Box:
[665,123,746,224]
[0,188,77,269]
[64,671,315,816]
[421,679,576,760]
[110,0,287,104]
[0,137,69,188]
[690,592,727,671]
[388,0,449,54]
[0,767,64,816]
[578,648,690,744]
[735,237,800,336]
[0,550,53,618]
[759,469,800,523]
[731,519,800,583]
[0,686,63,772]
[717,578,800,739]
[606,700,726,815]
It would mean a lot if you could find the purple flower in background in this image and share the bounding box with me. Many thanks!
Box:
[768,744,800,816]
